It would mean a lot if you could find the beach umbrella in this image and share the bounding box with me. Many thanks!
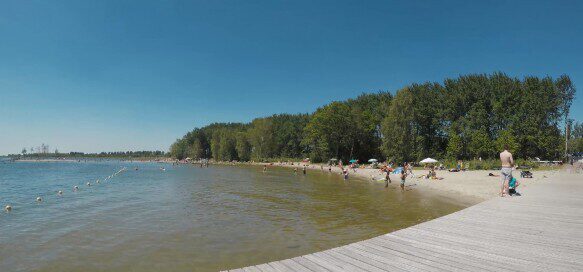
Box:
[302,158,310,162]
[368,159,378,163]
[349,159,358,163]
[420,158,438,164]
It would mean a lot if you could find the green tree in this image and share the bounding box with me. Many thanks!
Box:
[468,130,494,159]
[235,132,252,161]
[446,130,463,160]
[495,129,519,154]
[302,102,355,162]
[381,88,414,162]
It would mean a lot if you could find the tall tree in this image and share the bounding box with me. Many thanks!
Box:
[381,88,414,162]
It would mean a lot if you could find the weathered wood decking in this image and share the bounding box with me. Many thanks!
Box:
[227,170,583,271]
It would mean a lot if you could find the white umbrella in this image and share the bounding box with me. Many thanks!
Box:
[368,159,378,163]
[420,158,438,164]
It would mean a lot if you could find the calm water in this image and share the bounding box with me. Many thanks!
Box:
[0,161,469,271]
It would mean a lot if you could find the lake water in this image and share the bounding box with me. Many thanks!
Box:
[0,161,469,271]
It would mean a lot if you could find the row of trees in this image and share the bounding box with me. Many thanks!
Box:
[21,144,53,155]
[569,121,583,155]
[170,73,577,163]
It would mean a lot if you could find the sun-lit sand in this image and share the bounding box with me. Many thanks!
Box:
[258,162,559,202]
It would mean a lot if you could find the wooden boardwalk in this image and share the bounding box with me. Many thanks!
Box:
[227,170,583,271]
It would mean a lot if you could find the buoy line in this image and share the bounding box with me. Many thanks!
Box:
[3,166,129,213]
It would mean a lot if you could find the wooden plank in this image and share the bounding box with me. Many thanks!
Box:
[279,259,312,272]
[334,245,410,272]
[322,249,386,272]
[303,253,349,271]
[346,243,435,272]
[367,237,491,271]
[356,238,465,271]
[243,266,263,272]
[268,261,295,272]
[255,264,277,272]
[291,256,330,272]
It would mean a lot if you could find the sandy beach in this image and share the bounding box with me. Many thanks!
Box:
[241,162,559,202]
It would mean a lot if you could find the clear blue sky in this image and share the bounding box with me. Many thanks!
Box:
[1,0,582,155]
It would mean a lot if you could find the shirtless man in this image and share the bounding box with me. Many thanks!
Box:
[500,145,515,197]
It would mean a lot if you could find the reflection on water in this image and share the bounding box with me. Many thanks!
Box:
[0,162,470,271]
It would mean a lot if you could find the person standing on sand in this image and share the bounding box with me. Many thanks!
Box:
[500,145,515,197]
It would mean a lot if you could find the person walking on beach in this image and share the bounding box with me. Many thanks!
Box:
[500,145,514,197]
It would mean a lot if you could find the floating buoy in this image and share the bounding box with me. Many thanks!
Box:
[5,205,12,212]
[74,185,79,191]
[36,197,42,202]
[58,190,63,196]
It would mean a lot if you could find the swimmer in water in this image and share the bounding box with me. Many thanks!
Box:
[36,196,42,202]
[58,190,63,196]
[263,165,267,172]
[74,185,79,191]
[87,182,91,186]
[5,205,12,212]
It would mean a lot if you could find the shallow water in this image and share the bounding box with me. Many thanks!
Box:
[0,161,469,271]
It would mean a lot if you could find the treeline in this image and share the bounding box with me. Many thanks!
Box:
[170,73,576,163]
[569,121,583,154]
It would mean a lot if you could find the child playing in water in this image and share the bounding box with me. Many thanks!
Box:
[382,165,392,188]
[400,165,408,191]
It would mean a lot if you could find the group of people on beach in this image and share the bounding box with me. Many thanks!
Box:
[260,144,523,197]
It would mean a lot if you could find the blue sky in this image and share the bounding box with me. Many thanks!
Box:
[1,0,582,155]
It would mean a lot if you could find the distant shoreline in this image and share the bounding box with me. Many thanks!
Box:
[13,157,174,163]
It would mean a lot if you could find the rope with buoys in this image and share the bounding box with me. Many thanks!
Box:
[3,166,129,214]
